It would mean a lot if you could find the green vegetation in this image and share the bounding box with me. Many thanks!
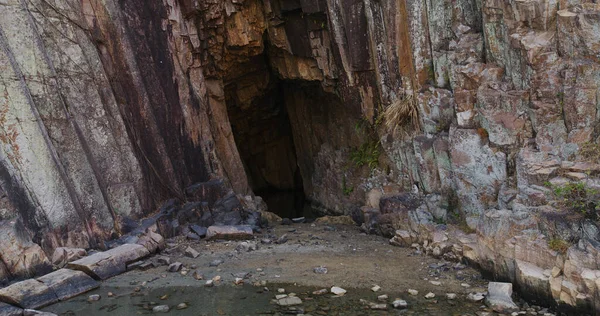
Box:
[544,181,600,218]
[548,238,570,254]
[579,142,600,162]
[342,175,353,196]
[350,140,381,170]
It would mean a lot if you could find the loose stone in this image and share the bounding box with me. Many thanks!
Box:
[313,266,328,274]
[152,305,170,313]
[330,287,347,295]
[408,289,418,295]
[176,303,188,310]
[209,259,223,267]
[446,293,457,300]
[277,296,302,306]
[184,247,200,258]
[425,292,435,299]
[467,292,486,302]
[377,294,388,301]
[88,294,101,302]
[371,285,381,292]
[167,262,182,272]
[392,299,408,309]
[430,281,441,286]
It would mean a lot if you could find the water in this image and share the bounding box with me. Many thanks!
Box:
[43,283,488,316]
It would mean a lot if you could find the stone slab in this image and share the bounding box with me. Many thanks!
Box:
[0,302,22,316]
[37,269,99,301]
[206,226,253,240]
[67,244,150,280]
[0,279,58,309]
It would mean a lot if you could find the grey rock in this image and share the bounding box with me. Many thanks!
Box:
[276,234,288,244]
[392,299,408,309]
[152,305,170,313]
[37,269,99,301]
[485,282,519,313]
[67,244,150,280]
[209,259,224,267]
[235,241,258,252]
[184,247,200,258]
[205,226,253,240]
[0,279,58,309]
[0,302,22,316]
[88,294,101,301]
[292,217,305,223]
[190,225,207,238]
[277,296,302,306]
[168,262,183,272]
[51,247,87,268]
[467,292,485,302]
[156,256,171,266]
[313,266,328,274]
[23,310,57,316]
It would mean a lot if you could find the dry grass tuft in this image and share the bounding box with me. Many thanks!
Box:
[383,95,419,133]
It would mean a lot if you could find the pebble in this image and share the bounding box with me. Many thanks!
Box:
[277,296,302,306]
[278,288,286,293]
[209,259,223,267]
[371,285,381,292]
[312,289,328,295]
[331,286,347,295]
[313,266,328,274]
[176,303,188,310]
[392,299,408,309]
[192,271,204,280]
[425,292,435,299]
[204,280,214,287]
[275,294,288,299]
[152,305,170,313]
[234,278,244,285]
[370,304,387,310]
[446,293,457,300]
[88,294,101,301]
[467,292,485,302]
[461,283,471,288]
[430,281,441,286]
[212,275,221,282]
[377,294,388,302]
[408,289,418,296]
[107,292,114,297]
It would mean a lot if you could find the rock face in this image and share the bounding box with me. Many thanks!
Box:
[0,0,599,313]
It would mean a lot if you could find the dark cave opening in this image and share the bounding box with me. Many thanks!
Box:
[224,54,313,219]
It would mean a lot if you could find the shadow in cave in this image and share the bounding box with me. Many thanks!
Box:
[224,54,317,219]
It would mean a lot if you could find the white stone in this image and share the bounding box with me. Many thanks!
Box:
[371,285,381,292]
[408,289,418,295]
[430,281,441,286]
[392,299,408,309]
[277,296,302,306]
[425,292,435,299]
[446,293,457,300]
[331,286,347,295]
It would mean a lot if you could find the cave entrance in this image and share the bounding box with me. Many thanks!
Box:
[224,54,313,219]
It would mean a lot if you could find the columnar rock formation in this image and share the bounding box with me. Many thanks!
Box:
[1,0,600,312]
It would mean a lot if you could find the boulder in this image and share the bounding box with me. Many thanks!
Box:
[136,230,165,253]
[51,248,87,268]
[485,282,519,313]
[0,279,58,309]
[0,220,51,278]
[67,244,150,280]
[184,247,200,258]
[36,269,99,301]
[205,226,253,240]
[189,225,207,238]
[0,302,22,316]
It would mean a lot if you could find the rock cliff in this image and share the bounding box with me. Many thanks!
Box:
[1,0,600,312]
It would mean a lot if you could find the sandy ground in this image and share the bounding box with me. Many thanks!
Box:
[104,222,487,296]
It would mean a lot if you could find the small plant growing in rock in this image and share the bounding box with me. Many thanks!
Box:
[579,142,600,162]
[545,181,600,218]
[548,238,570,254]
[342,175,354,196]
[350,140,381,170]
